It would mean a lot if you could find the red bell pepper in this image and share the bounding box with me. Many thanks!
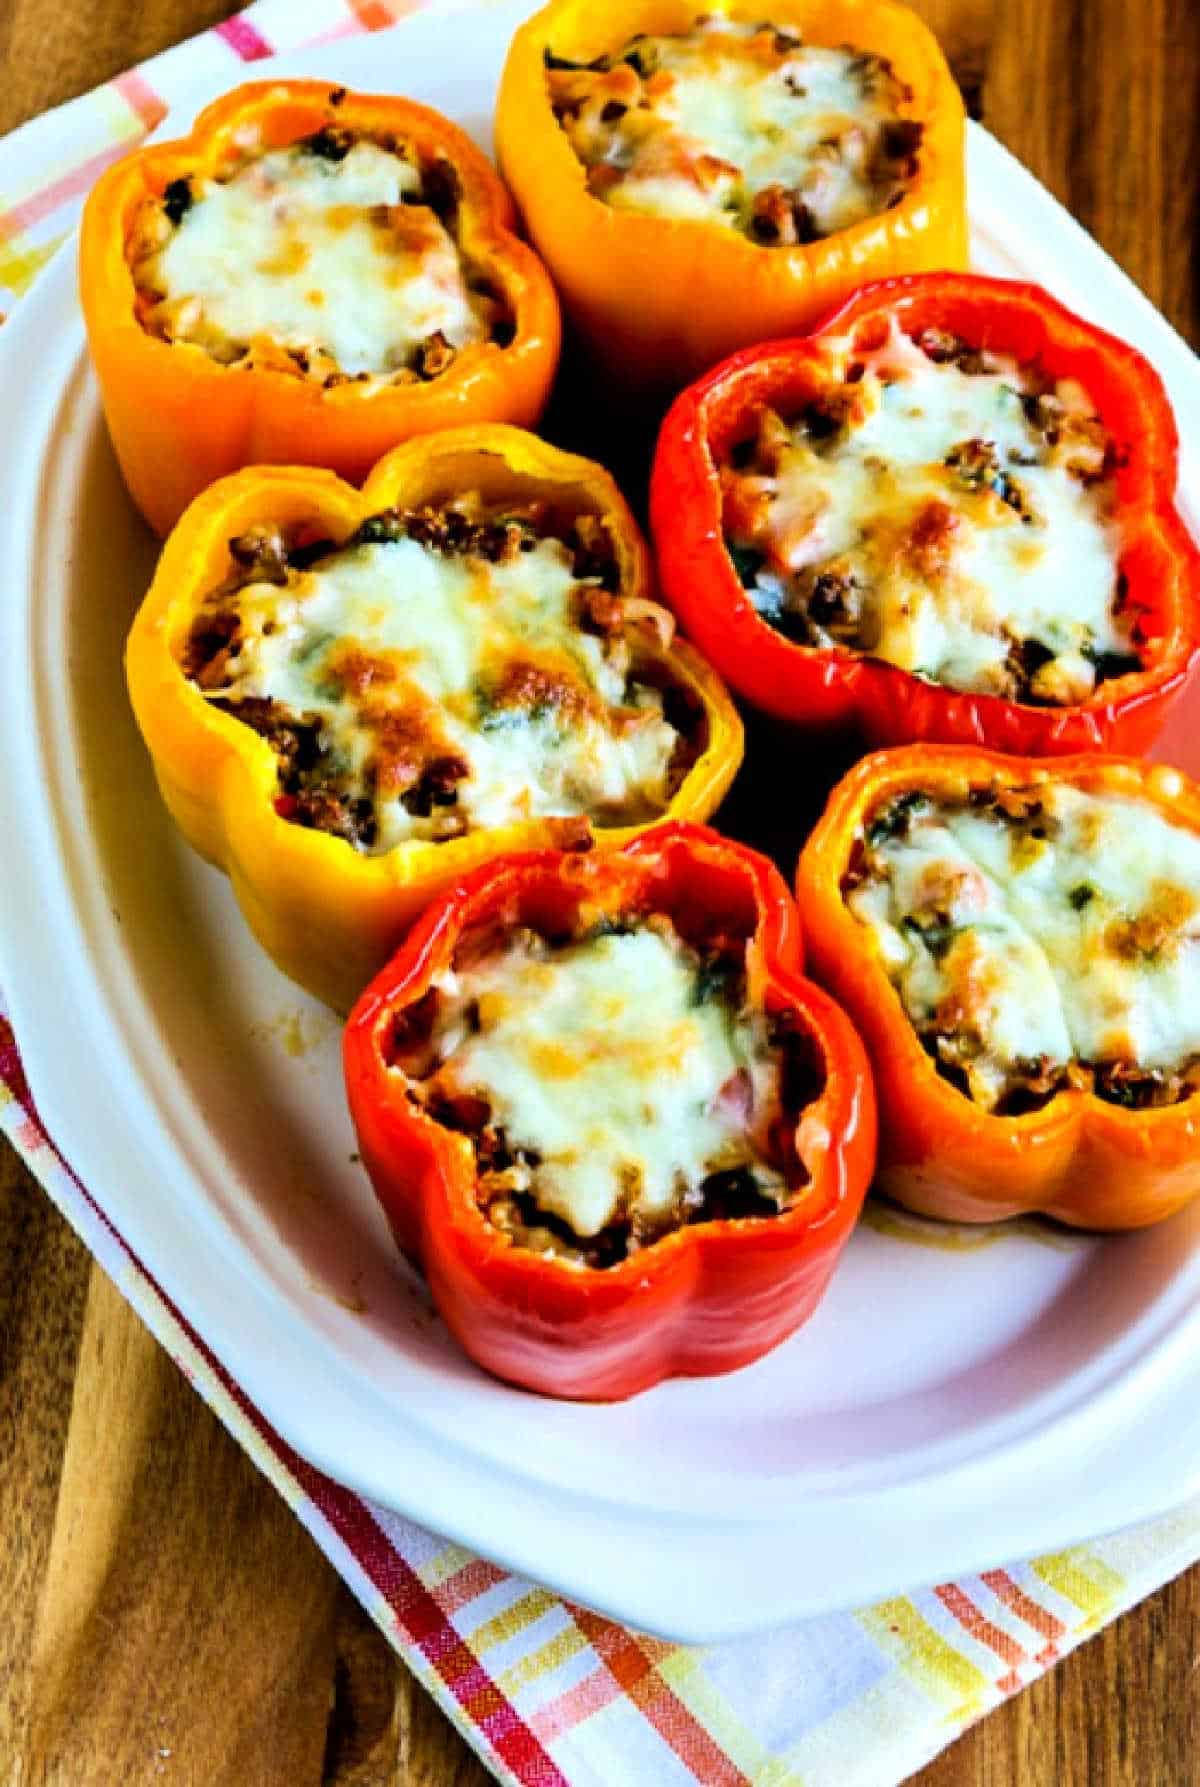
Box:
[343,822,875,1400]
[649,273,1200,755]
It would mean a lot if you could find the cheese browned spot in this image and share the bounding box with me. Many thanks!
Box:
[184,500,697,853]
[128,131,502,385]
[722,320,1137,704]
[392,915,795,1264]
[845,782,1200,1112]
[547,16,920,244]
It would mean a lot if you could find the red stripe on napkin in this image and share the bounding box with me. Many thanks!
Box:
[981,1569,1066,1663]
[215,16,275,60]
[934,1583,1027,1695]
[0,140,131,238]
[571,1609,751,1785]
[349,0,413,27]
[113,70,169,131]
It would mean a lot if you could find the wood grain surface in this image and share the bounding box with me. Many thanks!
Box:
[1,0,1198,1782]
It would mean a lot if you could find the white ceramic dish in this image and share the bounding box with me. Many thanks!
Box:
[1,1,1199,1645]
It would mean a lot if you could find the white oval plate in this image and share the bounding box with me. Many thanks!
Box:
[2,1,1199,1645]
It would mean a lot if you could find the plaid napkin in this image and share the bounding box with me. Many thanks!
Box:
[3,6,1198,1783]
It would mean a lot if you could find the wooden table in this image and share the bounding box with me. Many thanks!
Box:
[1,0,1197,1779]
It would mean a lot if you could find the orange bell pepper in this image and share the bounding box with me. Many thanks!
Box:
[344,823,877,1399]
[496,0,966,396]
[81,80,561,535]
[798,745,1200,1229]
[125,424,743,1011]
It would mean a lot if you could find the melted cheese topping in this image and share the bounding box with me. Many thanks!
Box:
[204,530,679,851]
[728,322,1131,702]
[849,785,1200,1109]
[427,925,784,1238]
[132,139,491,380]
[549,17,917,241]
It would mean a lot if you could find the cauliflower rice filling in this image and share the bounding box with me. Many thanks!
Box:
[547,14,920,244]
[128,126,506,385]
[722,319,1138,705]
[184,497,699,853]
[845,781,1200,1113]
[389,913,810,1265]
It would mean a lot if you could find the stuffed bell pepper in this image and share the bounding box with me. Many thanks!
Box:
[798,745,1200,1228]
[125,424,742,1011]
[496,0,966,394]
[344,823,876,1398]
[651,273,1200,755]
[81,80,561,534]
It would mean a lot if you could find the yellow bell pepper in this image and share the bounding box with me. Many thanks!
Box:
[125,424,744,1010]
[496,0,967,395]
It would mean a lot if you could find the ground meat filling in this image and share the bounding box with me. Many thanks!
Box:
[722,323,1140,704]
[844,783,1200,1114]
[127,124,510,386]
[547,16,920,243]
[183,498,699,853]
[388,914,816,1268]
